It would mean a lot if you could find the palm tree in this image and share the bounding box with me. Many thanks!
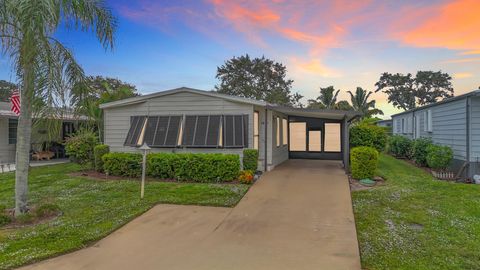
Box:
[307,86,340,109]
[348,87,384,119]
[0,0,116,215]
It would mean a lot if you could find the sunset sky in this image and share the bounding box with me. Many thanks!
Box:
[1,0,479,117]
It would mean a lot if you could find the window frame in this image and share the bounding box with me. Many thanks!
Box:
[275,116,280,147]
[282,118,288,146]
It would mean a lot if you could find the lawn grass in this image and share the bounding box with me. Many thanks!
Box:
[352,154,480,270]
[0,163,249,269]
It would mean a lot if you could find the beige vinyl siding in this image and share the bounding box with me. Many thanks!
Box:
[0,117,16,163]
[103,91,256,168]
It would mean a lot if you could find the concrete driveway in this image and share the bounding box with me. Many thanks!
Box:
[20,160,361,270]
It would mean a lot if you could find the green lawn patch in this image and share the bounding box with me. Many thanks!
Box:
[0,163,249,269]
[352,154,480,270]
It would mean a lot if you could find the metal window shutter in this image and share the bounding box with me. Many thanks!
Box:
[182,116,197,146]
[243,115,249,147]
[234,115,244,146]
[151,116,169,146]
[224,115,235,147]
[124,116,146,146]
[165,116,181,146]
[193,116,209,146]
[143,116,159,146]
[206,115,221,146]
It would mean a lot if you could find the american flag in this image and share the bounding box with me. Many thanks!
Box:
[10,90,20,115]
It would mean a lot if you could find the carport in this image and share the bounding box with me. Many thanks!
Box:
[267,105,360,170]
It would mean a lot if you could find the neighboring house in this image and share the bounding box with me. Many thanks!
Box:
[391,90,480,179]
[100,87,360,172]
[0,101,85,163]
[375,119,392,128]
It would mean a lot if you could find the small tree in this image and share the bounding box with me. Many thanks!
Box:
[307,86,339,109]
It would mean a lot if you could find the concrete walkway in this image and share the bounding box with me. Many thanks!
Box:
[20,160,361,270]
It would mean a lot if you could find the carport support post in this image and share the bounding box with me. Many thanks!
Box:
[139,143,151,199]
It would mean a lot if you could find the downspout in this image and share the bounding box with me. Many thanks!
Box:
[264,108,268,172]
[466,97,471,179]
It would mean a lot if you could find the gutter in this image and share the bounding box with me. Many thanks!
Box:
[264,108,268,172]
[466,97,471,178]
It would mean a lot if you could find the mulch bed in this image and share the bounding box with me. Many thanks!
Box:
[349,175,385,191]
[70,171,244,185]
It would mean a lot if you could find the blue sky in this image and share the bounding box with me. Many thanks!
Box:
[1,0,479,118]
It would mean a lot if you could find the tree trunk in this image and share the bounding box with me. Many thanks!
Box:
[14,68,33,216]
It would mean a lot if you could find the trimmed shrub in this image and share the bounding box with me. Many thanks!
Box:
[103,152,241,182]
[412,137,433,166]
[173,153,240,182]
[388,135,413,158]
[102,152,142,177]
[65,129,99,165]
[147,153,179,179]
[243,149,259,171]
[94,144,110,172]
[350,124,387,152]
[350,146,379,179]
[239,170,254,184]
[426,144,453,170]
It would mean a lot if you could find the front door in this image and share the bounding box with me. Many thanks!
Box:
[288,116,343,160]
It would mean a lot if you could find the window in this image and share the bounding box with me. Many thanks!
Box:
[282,118,288,146]
[182,115,222,147]
[124,116,147,146]
[223,115,248,148]
[253,111,259,150]
[8,118,18,144]
[125,114,247,148]
[401,118,405,133]
[143,116,183,147]
[324,123,341,152]
[308,130,321,151]
[289,122,306,151]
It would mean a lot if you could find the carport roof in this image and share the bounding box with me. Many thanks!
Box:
[268,105,361,122]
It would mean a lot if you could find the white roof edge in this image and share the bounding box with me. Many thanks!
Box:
[100,87,267,109]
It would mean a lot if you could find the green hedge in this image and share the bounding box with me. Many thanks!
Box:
[426,144,453,170]
[243,149,259,171]
[350,124,387,152]
[102,153,142,177]
[412,138,433,166]
[94,144,110,172]
[103,152,241,183]
[350,146,378,179]
[388,135,413,158]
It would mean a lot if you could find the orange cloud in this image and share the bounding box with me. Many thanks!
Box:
[460,50,480,55]
[289,58,341,78]
[453,72,473,79]
[443,57,480,64]
[401,0,480,51]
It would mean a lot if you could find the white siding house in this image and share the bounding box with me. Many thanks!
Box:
[100,87,360,172]
[391,90,480,179]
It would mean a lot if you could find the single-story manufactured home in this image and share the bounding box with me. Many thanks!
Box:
[100,87,360,172]
[391,89,480,179]
[0,101,84,164]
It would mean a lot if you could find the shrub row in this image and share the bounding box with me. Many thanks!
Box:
[350,124,387,152]
[94,144,110,172]
[350,146,379,179]
[243,149,259,172]
[387,135,453,170]
[103,152,241,182]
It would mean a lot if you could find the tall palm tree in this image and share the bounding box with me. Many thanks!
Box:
[307,86,340,109]
[348,87,384,119]
[0,0,116,215]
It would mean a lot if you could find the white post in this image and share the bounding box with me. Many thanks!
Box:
[141,150,146,199]
[138,143,151,199]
